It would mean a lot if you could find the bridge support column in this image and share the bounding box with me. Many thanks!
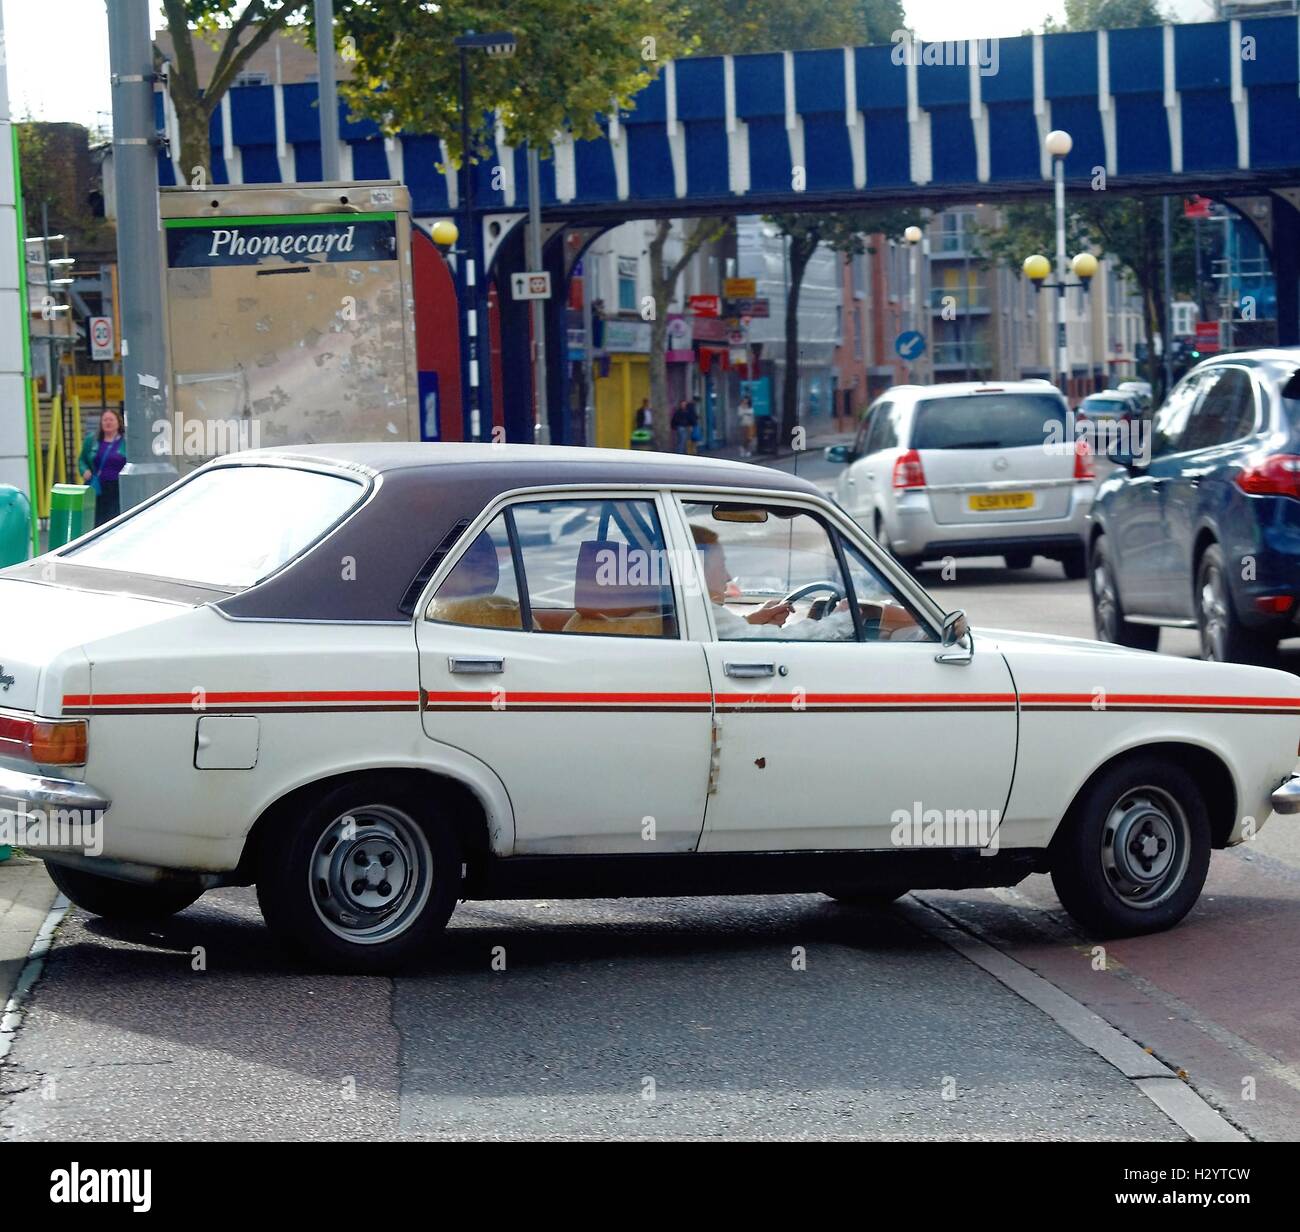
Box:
[1272,192,1300,348]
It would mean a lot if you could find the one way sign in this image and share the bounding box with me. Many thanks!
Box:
[511,272,551,301]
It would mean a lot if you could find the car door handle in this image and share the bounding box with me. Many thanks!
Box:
[448,656,504,674]
[724,662,776,678]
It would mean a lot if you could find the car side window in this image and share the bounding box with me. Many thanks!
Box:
[838,538,935,643]
[1149,373,1204,457]
[428,498,678,639]
[865,402,898,454]
[1180,367,1256,451]
[852,411,873,457]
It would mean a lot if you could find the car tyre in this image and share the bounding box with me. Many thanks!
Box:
[823,887,909,907]
[257,777,461,973]
[1061,545,1088,580]
[1050,754,1211,937]
[45,862,203,920]
[1195,543,1276,665]
[1004,552,1033,570]
[1089,536,1159,650]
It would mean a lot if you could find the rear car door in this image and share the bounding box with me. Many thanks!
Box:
[415,492,713,855]
[676,496,1016,852]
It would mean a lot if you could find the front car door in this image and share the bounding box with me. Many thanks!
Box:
[671,494,1017,852]
[415,491,712,855]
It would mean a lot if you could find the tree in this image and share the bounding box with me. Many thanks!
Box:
[160,0,308,179]
[765,210,916,445]
[335,1,692,164]
[1043,0,1167,33]
[647,216,732,450]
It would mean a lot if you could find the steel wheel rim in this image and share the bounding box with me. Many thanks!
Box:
[1092,557,1118,641]
[309,804,433,945]
[1198,562,1229,661]
[1099,785,1190,910]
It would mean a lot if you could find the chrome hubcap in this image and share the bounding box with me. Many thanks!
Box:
[1198,565,1228,661]
[309,805,433,944]
[1100,786,1189,909]
[1092,560,1117,640]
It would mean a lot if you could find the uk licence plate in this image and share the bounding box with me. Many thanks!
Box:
[968,491,1033,511]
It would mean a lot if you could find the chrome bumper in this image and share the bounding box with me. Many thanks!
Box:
[0,765,110,817]
[1271,776,1300,816]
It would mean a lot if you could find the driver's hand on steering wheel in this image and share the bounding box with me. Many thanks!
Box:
[744,599,794,626]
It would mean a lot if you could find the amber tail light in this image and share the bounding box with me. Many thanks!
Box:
[0,713,88,767]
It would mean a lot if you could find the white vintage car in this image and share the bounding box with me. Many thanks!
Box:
[2,444,1298,971]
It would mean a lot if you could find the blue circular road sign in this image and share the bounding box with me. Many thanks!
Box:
[895,330,926,361]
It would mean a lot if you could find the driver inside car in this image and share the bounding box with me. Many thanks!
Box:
[691,524,905,641]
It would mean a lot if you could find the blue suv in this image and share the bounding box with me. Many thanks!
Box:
[1089,349,1300,664]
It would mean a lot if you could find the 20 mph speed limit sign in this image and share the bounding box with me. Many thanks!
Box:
[88,316,114,361]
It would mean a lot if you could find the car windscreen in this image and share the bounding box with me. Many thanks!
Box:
[910,392,1067,450]
[64,465,366,589]
[1080,397,1127,416]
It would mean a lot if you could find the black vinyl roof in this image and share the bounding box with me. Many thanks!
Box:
[217,444,822,623]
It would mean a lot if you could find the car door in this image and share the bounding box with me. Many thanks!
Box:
[1158,365,1260,618]
[415,492,713,855]
[838,401,885,522]
[1108,370,1206,615]
[674,495,1017,852]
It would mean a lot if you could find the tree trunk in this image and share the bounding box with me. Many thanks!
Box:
[780,236,816,448]
[648,219,673,451]
[174,96,213,186]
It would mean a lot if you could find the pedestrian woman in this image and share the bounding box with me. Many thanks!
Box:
[78,408,127,527]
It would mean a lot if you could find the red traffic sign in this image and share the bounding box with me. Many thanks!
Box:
[1195,321,1221,352]
[1183,196,1212,220]
[689,294,720,318]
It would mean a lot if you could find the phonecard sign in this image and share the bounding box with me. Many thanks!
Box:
[165,213,398,268]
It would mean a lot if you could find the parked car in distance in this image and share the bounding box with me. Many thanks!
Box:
[3,444,1299,971]
[827,382,1094,576]
[1117,379,1153,410]
[1078,390,1142,425]
[1090,348,1300,662]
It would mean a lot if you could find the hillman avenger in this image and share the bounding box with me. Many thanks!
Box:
[1,444,1298,971]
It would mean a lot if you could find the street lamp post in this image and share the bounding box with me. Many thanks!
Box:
[1022,248,1099,396]
[904,224,922,382]
[453,31,516,442]
[1045,128,1073,397]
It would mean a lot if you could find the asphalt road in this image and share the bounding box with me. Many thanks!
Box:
[2,446,1298,1141]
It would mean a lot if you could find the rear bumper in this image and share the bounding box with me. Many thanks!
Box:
[888,485,1093,558]
[0,766,110,853]
[1271,776,1300,816]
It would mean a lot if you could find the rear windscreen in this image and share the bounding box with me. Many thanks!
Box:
[910,393,1068,450]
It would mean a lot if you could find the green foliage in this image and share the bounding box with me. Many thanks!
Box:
[684,0,904,56]
[1043,0,1166,33]
[335,1,692,165]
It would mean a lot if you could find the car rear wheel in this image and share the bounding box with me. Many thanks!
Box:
[1050,755,1210,937]
[256,778,461,972]
[45,862,203,920]
[1004,551,1033,570]
[823,887,909,907]
[1195,543,1276,665]
[1090,536,1159,650]
[1061,545,1088,580]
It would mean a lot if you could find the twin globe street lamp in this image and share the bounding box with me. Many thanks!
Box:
[1021,129,1099,396]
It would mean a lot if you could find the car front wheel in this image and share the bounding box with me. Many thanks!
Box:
[1050,755,1210,937]
[45,862,203,920]
[257,778,461,972]
[1090,536,1158,650]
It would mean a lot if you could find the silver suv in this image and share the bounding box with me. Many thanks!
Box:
[828,382,1095,577]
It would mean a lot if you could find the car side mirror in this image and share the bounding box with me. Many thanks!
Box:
[936,609,973,664]
[824,444,855,464]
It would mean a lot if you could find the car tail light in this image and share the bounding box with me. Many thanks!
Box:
[1254,595,1295,615]
[893,449,926,489]
[1073,438,1095,481]
[1235,455,1300,499]
[0,713,88,767]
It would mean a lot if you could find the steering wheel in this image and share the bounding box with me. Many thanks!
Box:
[780,580,845,619]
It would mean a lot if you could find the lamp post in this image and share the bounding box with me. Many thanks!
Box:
[453,30,517,442]
[1044,128,1073,396]
[1022,248,1098,397]
[904,224,923,381]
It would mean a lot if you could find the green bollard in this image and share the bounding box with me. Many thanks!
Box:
[0,485,32,567]
[0,845,11,862]
[48,484,94,551]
